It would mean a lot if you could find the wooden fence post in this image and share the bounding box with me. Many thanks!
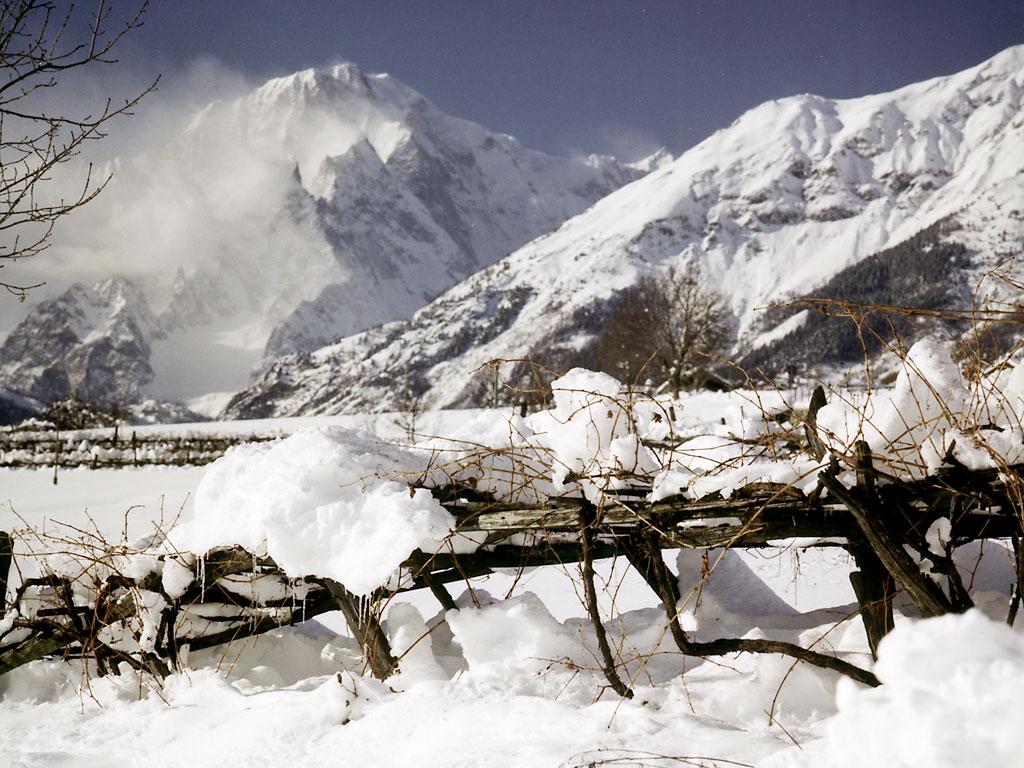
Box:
[0,531,12,618]
[821,444,953,618]
[323,579,398,681]
[847,539,895,659]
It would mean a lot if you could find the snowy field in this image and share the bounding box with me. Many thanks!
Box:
[2,359,1024,768]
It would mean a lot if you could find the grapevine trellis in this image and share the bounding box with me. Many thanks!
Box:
[1,435,1020,695]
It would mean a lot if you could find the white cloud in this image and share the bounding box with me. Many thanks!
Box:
[1,57,332,319]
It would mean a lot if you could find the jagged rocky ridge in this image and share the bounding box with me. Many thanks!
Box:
[0,62,655,408]
[0,278,157,405]
[226,46,1024,418]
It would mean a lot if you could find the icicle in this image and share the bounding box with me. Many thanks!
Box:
[197,554,206,596]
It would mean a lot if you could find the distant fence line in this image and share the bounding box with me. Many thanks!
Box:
[0,426,276,469]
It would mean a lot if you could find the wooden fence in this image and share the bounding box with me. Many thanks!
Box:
[1,441,1020,696]
[0,426,275,468]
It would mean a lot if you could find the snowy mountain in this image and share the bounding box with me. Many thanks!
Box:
[0,63,652,408]
[168,63,651,358]
[226,46,1024,418]
[0,278,157,405]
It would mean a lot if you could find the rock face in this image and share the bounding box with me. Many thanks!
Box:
[0,278,157,404]
[226,46,1024,418]
[0,63,653,406]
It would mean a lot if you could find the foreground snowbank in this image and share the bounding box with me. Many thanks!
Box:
[0,585,842,768]
[6,592,1019,767]
[773,609,1024,767]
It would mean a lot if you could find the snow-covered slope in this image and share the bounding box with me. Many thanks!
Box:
[226,46,1024,417]
[0,63,651,406]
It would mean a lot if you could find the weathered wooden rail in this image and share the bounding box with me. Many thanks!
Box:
[1,443,1020,694]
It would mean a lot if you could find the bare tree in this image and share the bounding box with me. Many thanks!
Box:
[393,383,425,443]
[0,0,156,299]
[594,265,733,394]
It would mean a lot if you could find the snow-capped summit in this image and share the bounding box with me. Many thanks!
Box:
[226,45,1024,417]
[0,62,654,407]
[161,60,652,361]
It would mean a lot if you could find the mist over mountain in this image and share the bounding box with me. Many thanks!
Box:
[225,46,1024,418]
[0,63,656,410]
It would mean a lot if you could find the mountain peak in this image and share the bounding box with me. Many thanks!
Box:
[293,62,367,92]
[251,60,419,116]
[0,277,157,404]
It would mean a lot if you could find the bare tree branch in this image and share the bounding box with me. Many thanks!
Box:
[0,0,156,299]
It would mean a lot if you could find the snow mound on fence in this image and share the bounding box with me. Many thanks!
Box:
[817,339,1024,477]
[174,342,1024,592]
[176,427,456,594]
[527,369,663,502]
[778,609,1024,768]
[427,367,806,503]
[442,342,1024,503]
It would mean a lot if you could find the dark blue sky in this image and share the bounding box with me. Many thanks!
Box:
[120,1,1023,158]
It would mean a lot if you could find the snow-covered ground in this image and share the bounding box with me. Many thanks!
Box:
[2,358,1022,767]
[0,464,861,767]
